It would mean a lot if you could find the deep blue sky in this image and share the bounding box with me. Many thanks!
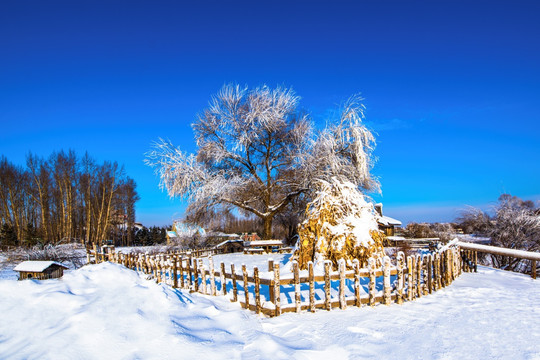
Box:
[1,0,539,226]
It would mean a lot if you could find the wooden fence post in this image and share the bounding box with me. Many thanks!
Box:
[220,262,227,295]
[242,264,249,309]
[173,256,178,288]
[368,257,376,306]
[93,243,98,264]
[193,258,199,293]
[179,257,185,288]
[273,263,281,316]
[339,259,346,310]
[407,256,414,301]
[396,253,404,304]
[383,256,391,305]
[440,251,446,287]
[156,261,162,283]
[427,254,433,294]
[416,254,422,298]
[254,266,261,314]
[308,261,315,312]
[231,263,238,302]
[268,259,274,306]
[209,256,216,296]
[293,261,301,312]
[200,259,207,294]
[324,260,332,311]
[187,257,193,289]
[353,259,361,307]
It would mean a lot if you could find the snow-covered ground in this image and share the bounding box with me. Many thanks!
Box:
[0,261,538,359]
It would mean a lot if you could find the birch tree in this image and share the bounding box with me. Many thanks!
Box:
[146,84,379,239]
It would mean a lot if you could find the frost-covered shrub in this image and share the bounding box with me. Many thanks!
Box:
[26,243,86,268]
[294,178,385,270]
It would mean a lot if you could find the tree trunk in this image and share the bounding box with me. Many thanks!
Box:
[263,216,272,239]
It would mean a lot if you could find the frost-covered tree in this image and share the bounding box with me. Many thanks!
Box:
[146,84,379,239]
[489,194,540,271]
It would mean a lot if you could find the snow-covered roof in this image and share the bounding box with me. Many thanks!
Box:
[214,239,244,248]
[245,240,284,247]
[378,215,402,226]
[14,261,68,273]
[207,231,240,239]
[167,231,178,238]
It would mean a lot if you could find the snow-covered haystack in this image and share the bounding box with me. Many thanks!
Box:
[294,178,385,270]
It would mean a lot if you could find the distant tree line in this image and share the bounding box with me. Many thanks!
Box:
[0,150,139,247]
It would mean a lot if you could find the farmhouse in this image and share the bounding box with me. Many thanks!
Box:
[375,203,402,236]
[14,261,68,280]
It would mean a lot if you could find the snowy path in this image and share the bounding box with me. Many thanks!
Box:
[0,263,538,359]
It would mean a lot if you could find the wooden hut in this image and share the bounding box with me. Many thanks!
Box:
[14,261,68,280]
[214,239,244,254]
[375,203,402,236]
[244,240,284,253]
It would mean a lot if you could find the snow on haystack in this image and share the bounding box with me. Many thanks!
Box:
[293,178,385,270]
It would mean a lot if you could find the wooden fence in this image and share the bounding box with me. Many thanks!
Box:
[87,244,463,317]
[458,241,539,279]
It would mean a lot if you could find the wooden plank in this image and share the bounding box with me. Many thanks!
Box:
[339,259,346,309]
[231,263,238,302]
[220,262,227,295]
[383,256,391,305]
[268,259,275,305]
[209,256,216,296]
[324,261,331,311]
[407,256,414,301]
[368,258,376,306]
[396,253,404,304]
[254,266,261,314]
[427,254,433,294]
[293,261,301,312]
[440,251,446,288]
[193,258,199,293]
[200,260,207,294]
[173,256,178,288]
[242,264,249,309]
[179,257,184,289]
[188,256,193,289]
[308,261,315,312]
[416,255,422,298]
[353,259,361,307]
[435,253,441,290]
[273,263,281,316]
[532,260,537,280]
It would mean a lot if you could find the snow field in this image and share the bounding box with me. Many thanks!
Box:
[1,256,538,359]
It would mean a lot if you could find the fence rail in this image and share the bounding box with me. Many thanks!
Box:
[458,241,538,279]
[87,244,463,317]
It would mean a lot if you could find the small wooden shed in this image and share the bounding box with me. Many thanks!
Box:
[214,239,244,254]
[244,240,284,253]
[14,261,69,280]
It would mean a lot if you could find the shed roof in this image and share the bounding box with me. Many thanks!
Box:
[214,239,244,248]
[245,240,284,247]
[14,261,68,273]
[378,215,402,226]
